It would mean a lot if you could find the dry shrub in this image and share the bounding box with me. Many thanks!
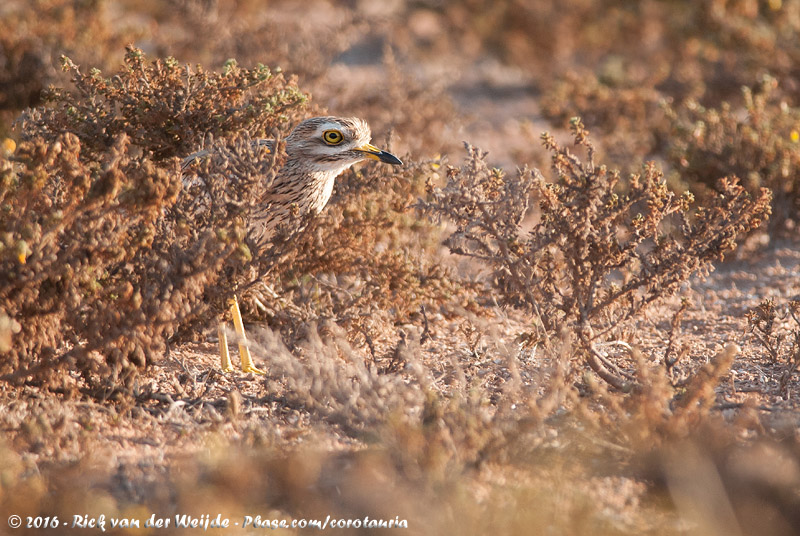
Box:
[0,133,177,388]
[20,48,307,160]
[2,45,459,395]
[141,0,362,81]
[414,0,800,102]
[406,0,800,172]
[0,0,135,135]
[395,0,642,72]
[0,48,308,393]
[666,77,800,234]
[420,118,771,390]
[746,299,800,399]
[246,322,425,433]
[539,69,666,170]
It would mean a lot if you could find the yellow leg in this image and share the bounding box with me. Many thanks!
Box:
[229,295,265,375]
[218,320,235,373]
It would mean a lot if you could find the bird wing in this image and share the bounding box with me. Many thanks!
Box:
[180,139,275,171]
[180,137,284,248]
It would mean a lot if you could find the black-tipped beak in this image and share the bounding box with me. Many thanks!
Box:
[375,150,403,166]
[356,144,403,166]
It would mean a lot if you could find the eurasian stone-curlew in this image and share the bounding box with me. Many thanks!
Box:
[182,116,402,373]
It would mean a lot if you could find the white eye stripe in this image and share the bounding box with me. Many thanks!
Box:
[316,122,347,135]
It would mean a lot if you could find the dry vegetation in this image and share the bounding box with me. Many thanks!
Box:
[2,1,800,535]
[665,76,800,234]
[420,118,771,391]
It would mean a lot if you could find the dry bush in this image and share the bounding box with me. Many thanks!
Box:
[666,77,800,234]
[402,0,800,172]
[746,299,800,399]
[420,118,771,390]
[0,48,308,393]
[413,0,800,102]
[142,0,362,81]
[20,49,307,160]
[2,45,459,395]
[395,0,642,72]
[243,322,427,434]
[0,0,136,136]
[0,133,178,389]
[539,69,667,170]
[402,0,791,81]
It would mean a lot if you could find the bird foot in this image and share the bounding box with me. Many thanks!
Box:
[241,364,266,375]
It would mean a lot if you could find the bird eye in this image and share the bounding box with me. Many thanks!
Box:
[323,130,344,145]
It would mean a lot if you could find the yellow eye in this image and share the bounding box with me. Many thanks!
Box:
[323,130,344,145]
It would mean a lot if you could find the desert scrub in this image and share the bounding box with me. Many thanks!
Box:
[666,77,800,234]
[539,69,666,170]
[746,299,800,399]
[20,47,308,160]
[409,0,800,102]
[407,0,800,169]
[1,46,458,395]
[420,118,771,390]
[0,0,137,136]
[0,48,309,393]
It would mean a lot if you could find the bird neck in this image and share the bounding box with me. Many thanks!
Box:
[278,157,353,215]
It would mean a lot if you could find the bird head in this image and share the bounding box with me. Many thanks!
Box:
[284,116,403,173]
